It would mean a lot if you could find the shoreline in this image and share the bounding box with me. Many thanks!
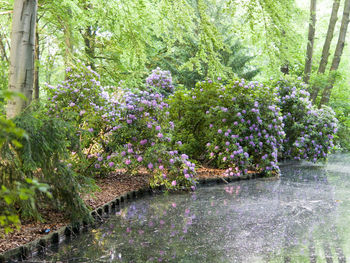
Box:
[0,168,275,262]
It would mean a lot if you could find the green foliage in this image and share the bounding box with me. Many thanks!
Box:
[328,74,350,152]
[167,83,219,159]
[0,106,91,228]
[0,179,50,234]
[220,37,260,80]
[226,0,305,75]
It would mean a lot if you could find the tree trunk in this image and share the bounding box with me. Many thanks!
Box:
[7,0,37,118]
[320,0,350,106]
[63,25,73,70]
[33,21,39,100]
[310,0,340,103]
[303,0,317,84]
[83,25,96,70]
[0,32,9,62]
[82,3,96,70]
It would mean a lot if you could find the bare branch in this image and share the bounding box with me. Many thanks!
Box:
[0,10,13,15]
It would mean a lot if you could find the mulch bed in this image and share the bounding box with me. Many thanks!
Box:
[0,167,235,254]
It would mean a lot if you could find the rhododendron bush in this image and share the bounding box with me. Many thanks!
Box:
[275,79,338,162]
[146,67,174,97]
[45,64,195,190]
[169,79,285,176]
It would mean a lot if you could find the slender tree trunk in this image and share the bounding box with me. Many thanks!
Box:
[82,3,96,70]
[64,25,73,67]
[303,0,317,84]
[83,25,96,70]
[320,0,350,106]
[7,0,37,118]
[33,22,39,99]
[0,33,9,62]
[310,0,340,103]
[58,9,74,77]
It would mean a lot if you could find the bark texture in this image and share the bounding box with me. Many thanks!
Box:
[7,0,37,118]
[304,0,317,84]
[310,0,340,103]
[320,0,350,106]
[83,25,96,70]
[33,22,39,100]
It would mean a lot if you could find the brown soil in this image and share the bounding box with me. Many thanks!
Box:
[0,167,236,254]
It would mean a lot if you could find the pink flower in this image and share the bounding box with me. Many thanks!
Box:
[148,163,153,169]
[159,165,164,170]
[137,156,143,162]
[125,159,131,165]
[171,180,177,186]
[109,162,114,167]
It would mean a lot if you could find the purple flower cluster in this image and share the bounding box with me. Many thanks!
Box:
[107,89,196,189]
[146,67,174,97]
[276,79,337,162]
[200,79,284,176]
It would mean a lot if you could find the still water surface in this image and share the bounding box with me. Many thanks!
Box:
[32,154,350,262]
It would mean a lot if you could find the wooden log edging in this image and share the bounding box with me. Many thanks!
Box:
[0,172,269,262]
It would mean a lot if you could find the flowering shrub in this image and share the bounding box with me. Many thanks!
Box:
[276,78,338,162]
[45,63,107,129]
[45,64,338,186]
[104,89,197,189]
[169,79,285,176]
[146,67,174,97]
[44,63,114,176]
[46,64,196,190]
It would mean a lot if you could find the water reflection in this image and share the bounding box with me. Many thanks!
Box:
[32,154,350,262]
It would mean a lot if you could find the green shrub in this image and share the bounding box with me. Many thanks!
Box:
[1,109,91,224]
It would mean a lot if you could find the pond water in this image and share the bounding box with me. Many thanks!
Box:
[32,154,350,262]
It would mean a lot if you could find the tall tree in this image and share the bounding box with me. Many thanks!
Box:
[320,0,350,106]
[7,0,37,118]
[310,0,340,103]
[303,0,316,84]
[33,21,39,99]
